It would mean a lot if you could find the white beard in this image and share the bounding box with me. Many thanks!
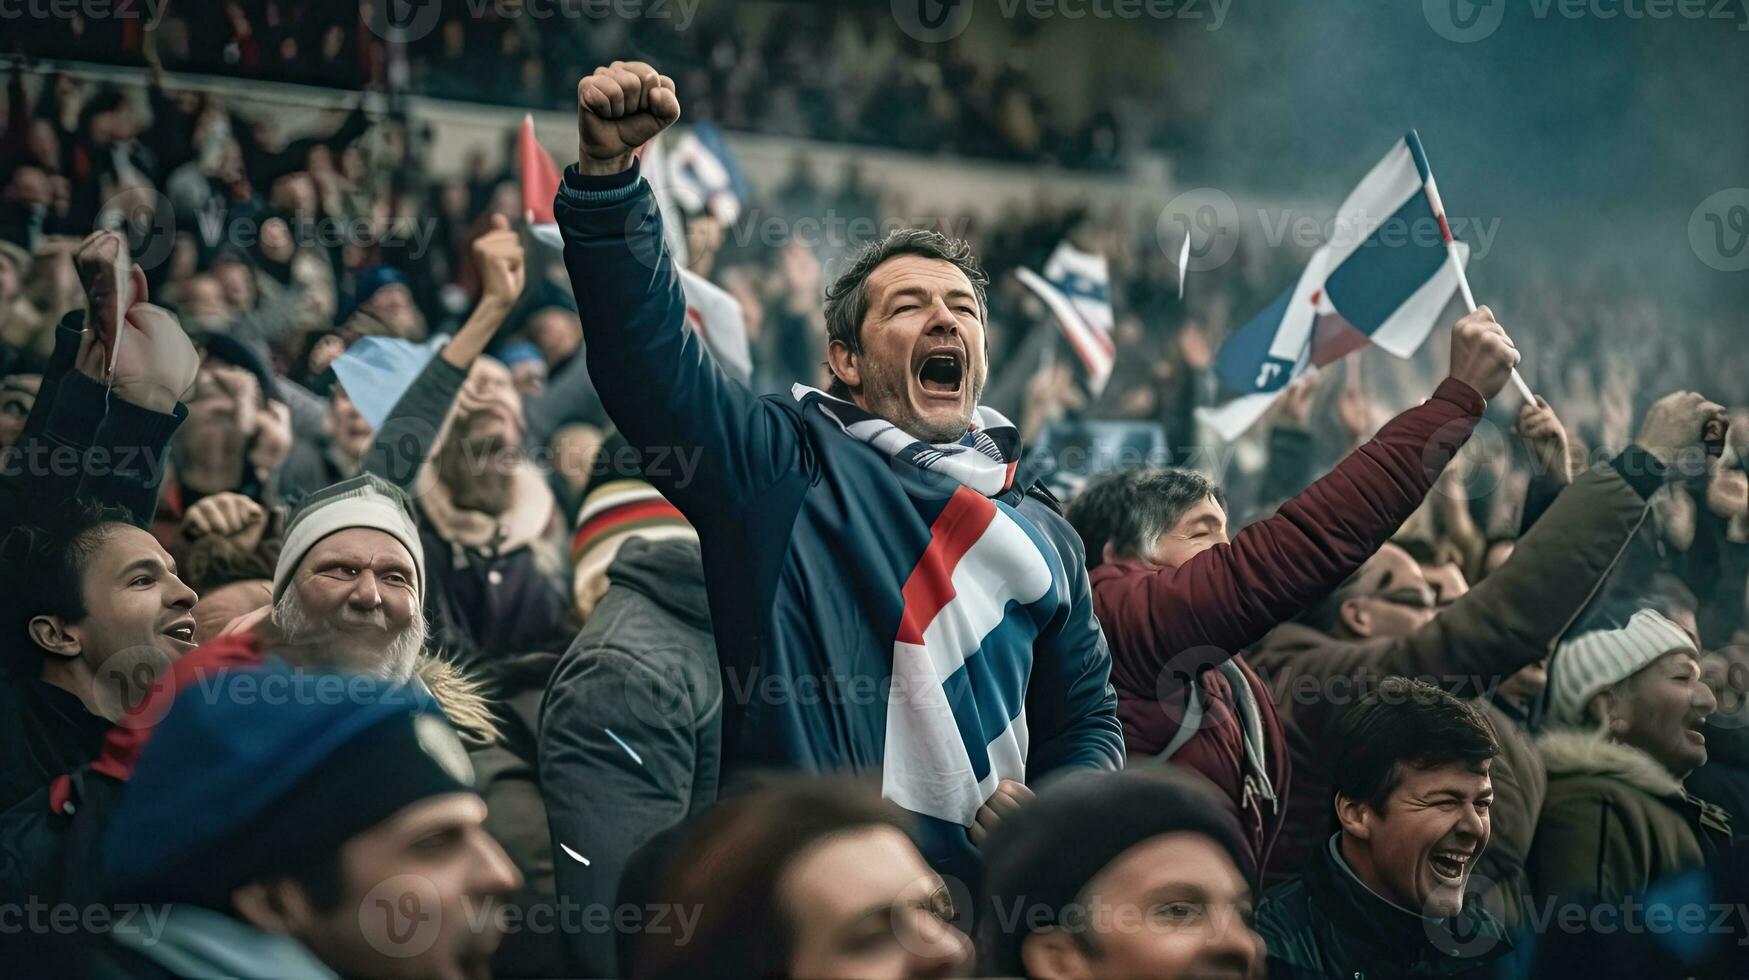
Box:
[271,588,426,682]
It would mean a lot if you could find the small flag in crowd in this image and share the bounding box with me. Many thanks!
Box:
[1015,241,1117,397]
[331,335,449,430]
[666,121,753,226]
[518,118,754,385]
[1195,131,1472,440]
[518,115,562,249]
[638,133,692,265]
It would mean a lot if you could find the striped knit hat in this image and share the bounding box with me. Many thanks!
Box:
[1547,609,1698,727]
[570,429,694,618]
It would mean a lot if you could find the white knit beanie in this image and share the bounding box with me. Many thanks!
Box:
[273,474,425,603]
[1547,609,1698,727]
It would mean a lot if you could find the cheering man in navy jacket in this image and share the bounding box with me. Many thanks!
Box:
[555,62,1122,881]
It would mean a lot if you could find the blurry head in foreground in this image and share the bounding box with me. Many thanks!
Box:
[979,768,1262,980]
[632,776,971,980]
[103,664,520,980]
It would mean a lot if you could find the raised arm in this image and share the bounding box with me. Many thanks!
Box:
[1100,308,1519,684]
[364,215,524,488]
[0,231,194,534]
[555,62,803,517]
[1338,392,1723,698]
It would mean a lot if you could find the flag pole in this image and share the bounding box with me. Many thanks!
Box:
[1448,246,1536,403]
[1408,130,1536,403]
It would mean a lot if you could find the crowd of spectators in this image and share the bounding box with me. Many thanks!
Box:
[1,36,1747,980]
[10,2,1130,170]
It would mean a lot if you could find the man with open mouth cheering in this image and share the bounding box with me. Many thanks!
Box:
[554,60,1123,884]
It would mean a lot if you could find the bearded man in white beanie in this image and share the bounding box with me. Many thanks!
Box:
[268,472,429,680]
[1531,607,1733,906]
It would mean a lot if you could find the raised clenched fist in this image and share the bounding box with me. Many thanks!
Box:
[1637,390,1728,471]
[576,61,680,177]
[1446,305,1521,401]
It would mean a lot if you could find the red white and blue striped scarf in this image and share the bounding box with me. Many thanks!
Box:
[791,384,1022,497]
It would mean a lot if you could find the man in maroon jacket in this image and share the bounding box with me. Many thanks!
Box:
[1067,306,1523,874]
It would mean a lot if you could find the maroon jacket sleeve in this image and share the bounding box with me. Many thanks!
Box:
[1096,377,1485,700]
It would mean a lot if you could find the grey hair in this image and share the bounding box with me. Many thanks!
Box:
[1065,468,1227,570]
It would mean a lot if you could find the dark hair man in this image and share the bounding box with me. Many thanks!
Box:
[556,61,1121,880]
[1256,677,1510,978]
[630,776,971,980]
[1068,317,1519,872]
[0,230,199,810]
[98,663,522,980]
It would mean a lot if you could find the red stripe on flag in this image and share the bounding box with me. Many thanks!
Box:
[1435,212,1453,244]
[895,488,997,646]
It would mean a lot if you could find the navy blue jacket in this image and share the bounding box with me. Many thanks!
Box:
[555,162,1122,877]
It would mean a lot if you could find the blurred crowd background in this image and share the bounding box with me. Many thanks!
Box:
[2,1,1745,629]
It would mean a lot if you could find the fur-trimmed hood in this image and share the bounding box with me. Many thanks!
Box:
[1537,727,1684,799]
[414,654,498,746]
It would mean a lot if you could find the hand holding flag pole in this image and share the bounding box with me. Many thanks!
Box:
[1406,130,1537,404]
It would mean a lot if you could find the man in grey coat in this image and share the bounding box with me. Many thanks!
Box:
[539,461,722,977]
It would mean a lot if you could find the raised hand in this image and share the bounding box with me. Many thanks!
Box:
[1446,306,1521,401]
[1637,391,1728,472]
[181,491,267,552]
[1517,395,1573,486]
[474,213,526,309]
[106,303,199,414]
[75,229,147,376]
[576,61,680,177]
[1336,385,1373,446]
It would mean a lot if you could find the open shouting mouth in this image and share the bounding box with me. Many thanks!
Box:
[916,347,965,399]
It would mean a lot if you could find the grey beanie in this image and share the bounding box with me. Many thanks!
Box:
[273,474,425,602]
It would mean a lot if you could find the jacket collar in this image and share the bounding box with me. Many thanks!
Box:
[1539,727,1734,839]
[1309,833,1506,968]
[110,904,337,979]
[1537,727,1684,798]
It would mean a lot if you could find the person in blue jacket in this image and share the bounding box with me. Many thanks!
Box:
[554,60,1124,882]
